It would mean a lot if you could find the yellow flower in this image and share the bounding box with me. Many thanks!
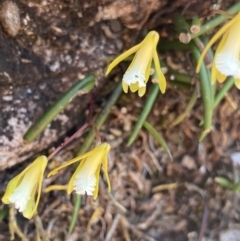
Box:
[106,31,166,97]
[2,156,47,219]
[197,12,240,88]
[48,143,111,200]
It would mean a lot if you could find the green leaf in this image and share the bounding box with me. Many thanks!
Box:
[24,75,95,142]
[143,121,172,161]
[0,207,8,222]
[215,177,234,190]
[127,84,159,146]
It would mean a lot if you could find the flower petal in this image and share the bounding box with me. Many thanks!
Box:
[211,61,217,85]
[235,78,240,89]
[2,173,23,204]
[153,50,166,93]
[211,31,229,84]
[48,151,96,177]
[6,156,47,219]
[138,87,146,97]
[196,12,240,73]
[122,32,157,90]
[212,61,227,84]
[216,70,227,83]
[23,185,37,219]
[144,59,152,84]
[215,17,240,80]
[106,43,142,75]
[129,82,139,92]
[93,165,101,200]
[67,159,86,194]
[101,152,111,193]
[122,81,128,93]
[73,171,96,196]
[2,158,41,204]
[30,157,47,219]
[8,172,37,213]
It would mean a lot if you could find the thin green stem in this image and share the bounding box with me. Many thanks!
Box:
[158,40,190,51]
[214,77,235,108]
[69,81,122,234]
[193,38,212,67]
[170,88,198,127]
[68,194,81,234]
[77,80,122,155]
[24,75,95,142]
[199,36,216,100]
[169,81,191,90]
[190,2,240,39]
[127,84,159,146]
[173,14,191,44]
[190,43,213,141]
[47,122,89,161]
[0,207,8,221]
[167,71,192,84]
[190,17,201,34]
[143,121,172,161]
[34,214,50,241]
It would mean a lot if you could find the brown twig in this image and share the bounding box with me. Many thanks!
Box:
[197,204,209,241]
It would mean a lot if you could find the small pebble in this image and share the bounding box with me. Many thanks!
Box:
[2,95,13,101]
[220,229,240,241]
[181,155,197,170]
[0,1,20,37]
[109,128,122,137]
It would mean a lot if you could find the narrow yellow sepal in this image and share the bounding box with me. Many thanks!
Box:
[48,143,111,199]
[106,31,167,96]
[2,156,47,219]
[196,12,240,73]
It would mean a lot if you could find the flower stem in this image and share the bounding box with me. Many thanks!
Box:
[76,80,123,155]
[170,87,198,127]
[68,81,123,235]
[68,194,81,234]
[169,81,191,90]
[190,43,213,141]
[158,40,190,51]
[193,38,212,67]
[34,214,50,241]
[143,120,172,161]
[9,206,28,241]
[199,36,216,102]
[87,88,96,123]
[0,207,8,221]
[173,14,191,44]
[167,71,192,84]
[24,75,94,142]
[214,77,235,108]
[127,83,159,146]
[190,2,240,39]
[190,17,201,34]
[47,122,89,161]
[89,121,101,145]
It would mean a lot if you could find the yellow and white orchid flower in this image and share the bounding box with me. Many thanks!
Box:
[48,143,111,200]
[2,156,47,219]
[197,12,240,88]
[106,31,166,96]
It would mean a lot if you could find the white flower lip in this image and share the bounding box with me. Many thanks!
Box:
[9,167,38,212]
[215,18,240,80]
[216,51,240,79]
[47,143,111,200]
[74,173,96,195]
[197,11,240,88]
[106,31,166,96]
[123,70,146,87]
[1,156,48,219]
